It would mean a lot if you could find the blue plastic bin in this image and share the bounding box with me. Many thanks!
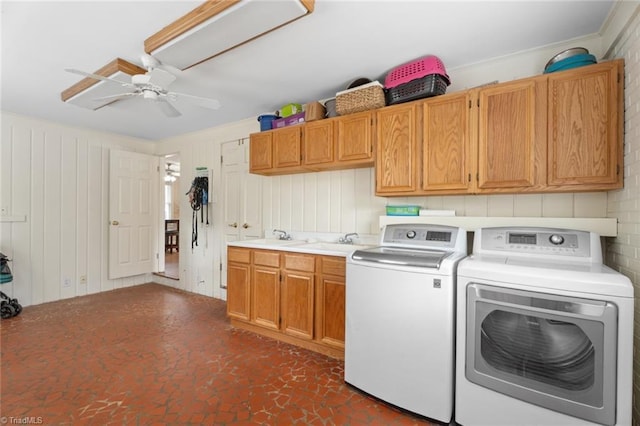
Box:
[257,114,278,131]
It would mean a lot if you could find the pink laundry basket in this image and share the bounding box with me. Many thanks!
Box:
[384,55,450,88]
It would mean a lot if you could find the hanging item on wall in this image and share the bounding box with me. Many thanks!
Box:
[186,167,211,249]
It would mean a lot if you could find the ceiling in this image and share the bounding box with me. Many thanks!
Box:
[1,0,615,141]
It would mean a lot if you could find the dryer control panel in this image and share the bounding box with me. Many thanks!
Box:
[476,227,601,262]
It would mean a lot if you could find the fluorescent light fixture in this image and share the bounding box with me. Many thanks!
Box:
[61,59,145,110]
[144,0,315,70]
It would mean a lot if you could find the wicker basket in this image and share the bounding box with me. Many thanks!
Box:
[335,81,386,115]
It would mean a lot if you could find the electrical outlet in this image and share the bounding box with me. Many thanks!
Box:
[62,277,71,288]
[79,275,87,285]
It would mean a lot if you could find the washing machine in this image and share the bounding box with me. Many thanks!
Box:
[455,227,633,426]
[346,223,467,423]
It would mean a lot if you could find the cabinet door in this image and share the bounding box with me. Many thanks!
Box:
[376,103,419,194]
[251,265,280,330]
[421,92,473,193]
[281,253,315,340]
[304,120,334,166]
[226,249,250,321]
[249,132,273,173]
[337,111,374,164]
[547,60,622,189]
[281,271,314,340]
[273,125,302,169]
[316,256,345,349]
[476,78,545,192]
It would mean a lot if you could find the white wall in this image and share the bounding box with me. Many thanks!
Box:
[0,112,156,306]
[601,2,640,424]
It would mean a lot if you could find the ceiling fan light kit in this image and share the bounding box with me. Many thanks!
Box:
[61,0,314,117]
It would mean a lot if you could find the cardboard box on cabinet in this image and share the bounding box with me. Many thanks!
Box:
[304,102,326,122]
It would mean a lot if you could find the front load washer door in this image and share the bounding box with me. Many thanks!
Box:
[465,283,618,426]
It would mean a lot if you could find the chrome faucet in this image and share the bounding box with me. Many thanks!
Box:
[273,229,292,240]
[339,232,359,244]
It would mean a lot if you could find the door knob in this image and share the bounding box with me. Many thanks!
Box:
[111,220,119,226]
[242,223,249,229]
[228,222,238,228]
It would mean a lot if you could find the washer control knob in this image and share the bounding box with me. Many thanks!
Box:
[406,230,417,239]
[549,234,565,245]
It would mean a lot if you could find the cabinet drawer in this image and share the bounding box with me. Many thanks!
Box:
[321,256,345,277]
[228,247,250,264]
[284,254,315,272]
[253,250,281,267]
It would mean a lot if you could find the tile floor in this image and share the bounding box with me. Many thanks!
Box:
[0,283,439,425]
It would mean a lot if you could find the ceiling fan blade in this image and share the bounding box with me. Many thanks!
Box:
[65,68,132,87]
[93,92,139,102]
[156,98,182,117]
[168,91,221,110]
[148,68,176,88]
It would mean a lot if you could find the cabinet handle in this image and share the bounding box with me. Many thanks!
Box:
[111,220,119,226]
[242,223,249,229]
[228,222,238,228]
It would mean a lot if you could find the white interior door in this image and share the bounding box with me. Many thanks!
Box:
[109,149,158,279]
[242,141,263,241]
[220,138,262,291]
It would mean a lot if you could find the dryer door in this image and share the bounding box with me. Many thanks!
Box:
[466,283,618,426]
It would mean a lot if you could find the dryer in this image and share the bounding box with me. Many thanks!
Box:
[455,227,633,426]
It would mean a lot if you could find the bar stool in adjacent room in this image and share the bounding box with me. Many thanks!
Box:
[165,219,179,252]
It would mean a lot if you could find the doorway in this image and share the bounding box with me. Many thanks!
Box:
[159,154,180,280]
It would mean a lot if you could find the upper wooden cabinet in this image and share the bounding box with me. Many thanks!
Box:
[304,120,335,166]
[376,59,623,196]
[547,60,623,190]
[249,125,304,175]
[475,77,547,193]
[250,111,374,175]
[421,92,473,194]
[336,111,374,165]
[375,103,419,194]
[249,132,273,172]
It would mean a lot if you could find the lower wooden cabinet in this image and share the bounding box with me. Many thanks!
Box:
[226,247,251,321]
[251,250,280,330]
[316,256,345,349]
[226,247,346,359]
[281,253,315,340]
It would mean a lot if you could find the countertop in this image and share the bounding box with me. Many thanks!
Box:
[227,239,374,257]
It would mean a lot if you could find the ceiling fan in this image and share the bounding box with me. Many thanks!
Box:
[65,55,221,117]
